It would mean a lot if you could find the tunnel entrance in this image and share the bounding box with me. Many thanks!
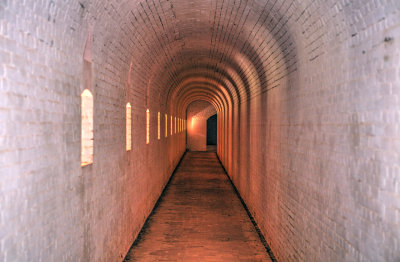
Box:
[186,100,217,151]
[207,114,217,152]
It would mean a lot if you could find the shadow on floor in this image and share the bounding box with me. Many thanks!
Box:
[206,145,217,152]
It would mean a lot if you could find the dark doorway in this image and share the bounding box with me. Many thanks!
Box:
[207,114,217,145]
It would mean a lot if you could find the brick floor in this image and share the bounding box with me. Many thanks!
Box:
[124,152,271,261]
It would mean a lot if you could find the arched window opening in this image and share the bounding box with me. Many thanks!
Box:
[146,109,150,144]
[158,112,160,140]
[126,103,132,151]
[170,116,173,136]
[81,89,93,166]
[175,117,177,134]
[165,114,168,138]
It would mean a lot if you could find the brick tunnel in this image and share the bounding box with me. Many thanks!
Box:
[1,0,400,261]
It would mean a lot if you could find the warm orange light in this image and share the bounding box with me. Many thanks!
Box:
[157,112,160,140]
[191,117,196,129]
[126,103,132,151]
[170,116,173,135]
[165,114,168,137]
[146,109,150,144]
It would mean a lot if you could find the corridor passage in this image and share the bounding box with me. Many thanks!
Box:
[124,152,271,261]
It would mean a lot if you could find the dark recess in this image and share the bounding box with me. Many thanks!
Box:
[207,114,217,145]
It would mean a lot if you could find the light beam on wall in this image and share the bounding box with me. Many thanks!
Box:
[126,103,132,151]
[81,89,93,166]
[146,109,150,144]
[158,112,160,140]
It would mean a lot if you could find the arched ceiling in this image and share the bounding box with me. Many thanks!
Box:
[82,0,329,113]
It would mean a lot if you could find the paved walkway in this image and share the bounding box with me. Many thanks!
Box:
[124,152,272,261]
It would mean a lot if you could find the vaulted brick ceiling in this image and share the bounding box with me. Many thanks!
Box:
[84,0,307,115]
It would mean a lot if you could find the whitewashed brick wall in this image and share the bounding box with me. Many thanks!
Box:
[0,1,186,261]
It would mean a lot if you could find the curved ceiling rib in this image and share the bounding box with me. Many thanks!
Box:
[175,86,227,115]
[174,79,232,105]
[96,0,299,115]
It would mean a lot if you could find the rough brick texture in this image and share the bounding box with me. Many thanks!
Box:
[1,0,400,261]
[0,1,186,261]
[186,100,217,151]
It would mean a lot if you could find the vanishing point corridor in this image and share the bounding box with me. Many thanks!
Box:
[1,0,400,261]
[124,152,271,261]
